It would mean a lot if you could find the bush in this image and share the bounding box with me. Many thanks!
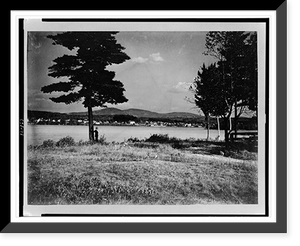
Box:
[98,134,107,145]
[127,137,141,143]
[146,134,171,143]
[56,136,75,147]
[145,134,184,149]
[78,140,95,146]
[41,139,56,148]
[77,135,107,146]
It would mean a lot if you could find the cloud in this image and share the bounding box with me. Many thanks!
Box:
[168,82,192,94]
[149,52,164,62]
[131,52,164,64]
[131,56,149,63]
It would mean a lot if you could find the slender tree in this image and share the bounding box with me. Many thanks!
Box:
[42,32,130,140]
[190,63,221,140]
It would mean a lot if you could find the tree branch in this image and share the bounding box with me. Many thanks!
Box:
[41,81,78,93]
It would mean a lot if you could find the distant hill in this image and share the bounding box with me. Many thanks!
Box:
[68,107,199,119]
[163,112,199,119]
[122,108,160,118]
[28,110,67,118]
[93,108,124,116]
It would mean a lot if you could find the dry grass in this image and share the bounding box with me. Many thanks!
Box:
[27,140,258,205]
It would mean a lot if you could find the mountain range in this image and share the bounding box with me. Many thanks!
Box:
[68,107,200,119]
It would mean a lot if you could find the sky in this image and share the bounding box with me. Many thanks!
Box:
[27,31,217,114]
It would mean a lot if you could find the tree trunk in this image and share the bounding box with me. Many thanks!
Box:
[234,99,238,140]
[88,105,94,141]
[217,116,221,140]
[224,117,230,145]
[206,114,210,140]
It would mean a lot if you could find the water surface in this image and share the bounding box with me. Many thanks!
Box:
[27,125,225,146]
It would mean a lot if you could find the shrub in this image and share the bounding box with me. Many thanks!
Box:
[98,134,107,145]
[78,140,94,146]
[41,139,56,148]
[146,134,170,143]
[145,134,185,149]
[77,136,107,146]
[127,137,141,143]
[78,140,86,146]
[56,136,75,147]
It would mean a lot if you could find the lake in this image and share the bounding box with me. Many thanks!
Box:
[27,125,225,146]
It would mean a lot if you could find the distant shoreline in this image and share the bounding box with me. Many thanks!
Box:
[27,122,202,128]
[27,109,258,131]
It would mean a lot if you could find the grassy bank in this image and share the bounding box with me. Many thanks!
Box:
[27,136,258,205]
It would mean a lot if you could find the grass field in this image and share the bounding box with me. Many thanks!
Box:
[27,136,258,205]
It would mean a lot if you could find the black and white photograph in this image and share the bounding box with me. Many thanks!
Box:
[22,19,268,217]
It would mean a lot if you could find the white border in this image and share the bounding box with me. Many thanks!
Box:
[11,10,277,224]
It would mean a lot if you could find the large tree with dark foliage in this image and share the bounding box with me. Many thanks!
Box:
[42,32,130,140]
[202,31,258,142]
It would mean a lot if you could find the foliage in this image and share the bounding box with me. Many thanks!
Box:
[192,63,223,117]
[41,139,56,148]
[126,137,142,143]
[191,31,258,142]
[190,63,224,139]
[145,134,179,143]
[203,31,258,115]
[78,140,92,146]
[56,136,75,147]
[97,134,107,145]
[43,32,130,107]
[41,32,130,140]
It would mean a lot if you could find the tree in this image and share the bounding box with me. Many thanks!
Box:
[242,33,258,115]
[203,31,258,142]
[190,63,222,140]
[42,32,130,140]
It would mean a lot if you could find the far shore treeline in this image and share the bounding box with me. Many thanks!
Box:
[27,109,257,131]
